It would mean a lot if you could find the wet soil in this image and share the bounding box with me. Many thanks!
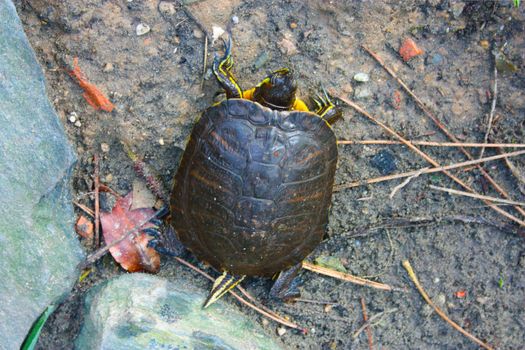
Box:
[14,0,525,349]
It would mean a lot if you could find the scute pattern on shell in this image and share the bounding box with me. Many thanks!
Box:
[171,99,337,276]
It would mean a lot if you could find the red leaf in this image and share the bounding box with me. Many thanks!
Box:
[100,192,160,272]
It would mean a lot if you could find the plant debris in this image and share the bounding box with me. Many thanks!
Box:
[100,192,160,273]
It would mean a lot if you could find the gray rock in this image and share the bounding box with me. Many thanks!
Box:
[76,274,283,350]
[0,1,84,348]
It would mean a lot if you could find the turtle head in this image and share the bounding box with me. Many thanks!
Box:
[254,68,297,111]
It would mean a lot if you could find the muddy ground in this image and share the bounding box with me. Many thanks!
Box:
[14,0,525,349]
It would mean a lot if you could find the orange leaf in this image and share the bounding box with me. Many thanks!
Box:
[399,38,424,62]
[75,215,94,239]
[100,192,160,272]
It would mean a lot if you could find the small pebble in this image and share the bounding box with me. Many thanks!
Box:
[436,294,446,307]
[193,28,203,39]
[158,138,164,146]
[341,83,353,93]
[74,120,82,127]
[158,1,176,16]
[279,35,298,56]
[231,15,239,24]
[476,296,490,305]
[324,304,333,313]
[289,22,297,29]
[430,53,443,65]
[354,86,372,99]
[68,112,77,123]
[353,72,370,82]
[479,40,490,50]
[450,2,465,19]
[253,51,270,69]
[136,23,150,36]
[212,26,225,44]
[100,143,110,153]
[103,63,114,72]
[105,174,113,182]
[276,327,286,336]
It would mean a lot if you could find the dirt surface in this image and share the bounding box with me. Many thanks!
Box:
[14,0,525,349]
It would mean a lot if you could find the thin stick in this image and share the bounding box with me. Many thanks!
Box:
[302,262,397,291]
[346,215,519,238]
[430,185,525,206]
[93,154,100,248]
[500,148,525,195]
[334,149,525,191]
[173,256,303,331]
[480,63,498,159]
[361,297,374,350]
[337,139,525,148]
[352,308,398,339]
[294,298,338,305]
[389,167,425,199]
[73,201,95,217]
[78,208,165,270]
[402,260,494,350]
[336,96,525,227]
[361,46,525,220]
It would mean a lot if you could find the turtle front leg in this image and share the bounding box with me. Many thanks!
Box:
[312,88,343,125]
[212,37,243,99]
[269,263,302,300]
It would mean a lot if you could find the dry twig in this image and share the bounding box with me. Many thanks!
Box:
[402,260,494,350]
[334,144,525,191]
[480,63,498,159]
[336,95,525,227]
[337,139,525,148]
[93,154,101,248]
[73,201,95,217]
[352,308,398,340]
[345,215,520,238]
[430,185,525,206]
[361,45,525,221]
[389,167,425,199]
[302,262,398,291]
[361,297,374,350]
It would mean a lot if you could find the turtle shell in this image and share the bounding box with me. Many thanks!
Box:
[170,99,337,276]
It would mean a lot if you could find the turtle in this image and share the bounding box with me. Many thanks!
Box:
[169,38,342,307]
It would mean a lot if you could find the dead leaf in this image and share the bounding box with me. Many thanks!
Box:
[75,215,94,239]
[100,192,160,272]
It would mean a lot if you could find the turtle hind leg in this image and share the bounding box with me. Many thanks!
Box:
[212,36,243,99]
[203,271,245,308]
[269,263,302,301]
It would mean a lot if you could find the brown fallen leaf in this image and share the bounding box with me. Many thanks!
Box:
[100,192,160,273]
[75,215,94,239]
